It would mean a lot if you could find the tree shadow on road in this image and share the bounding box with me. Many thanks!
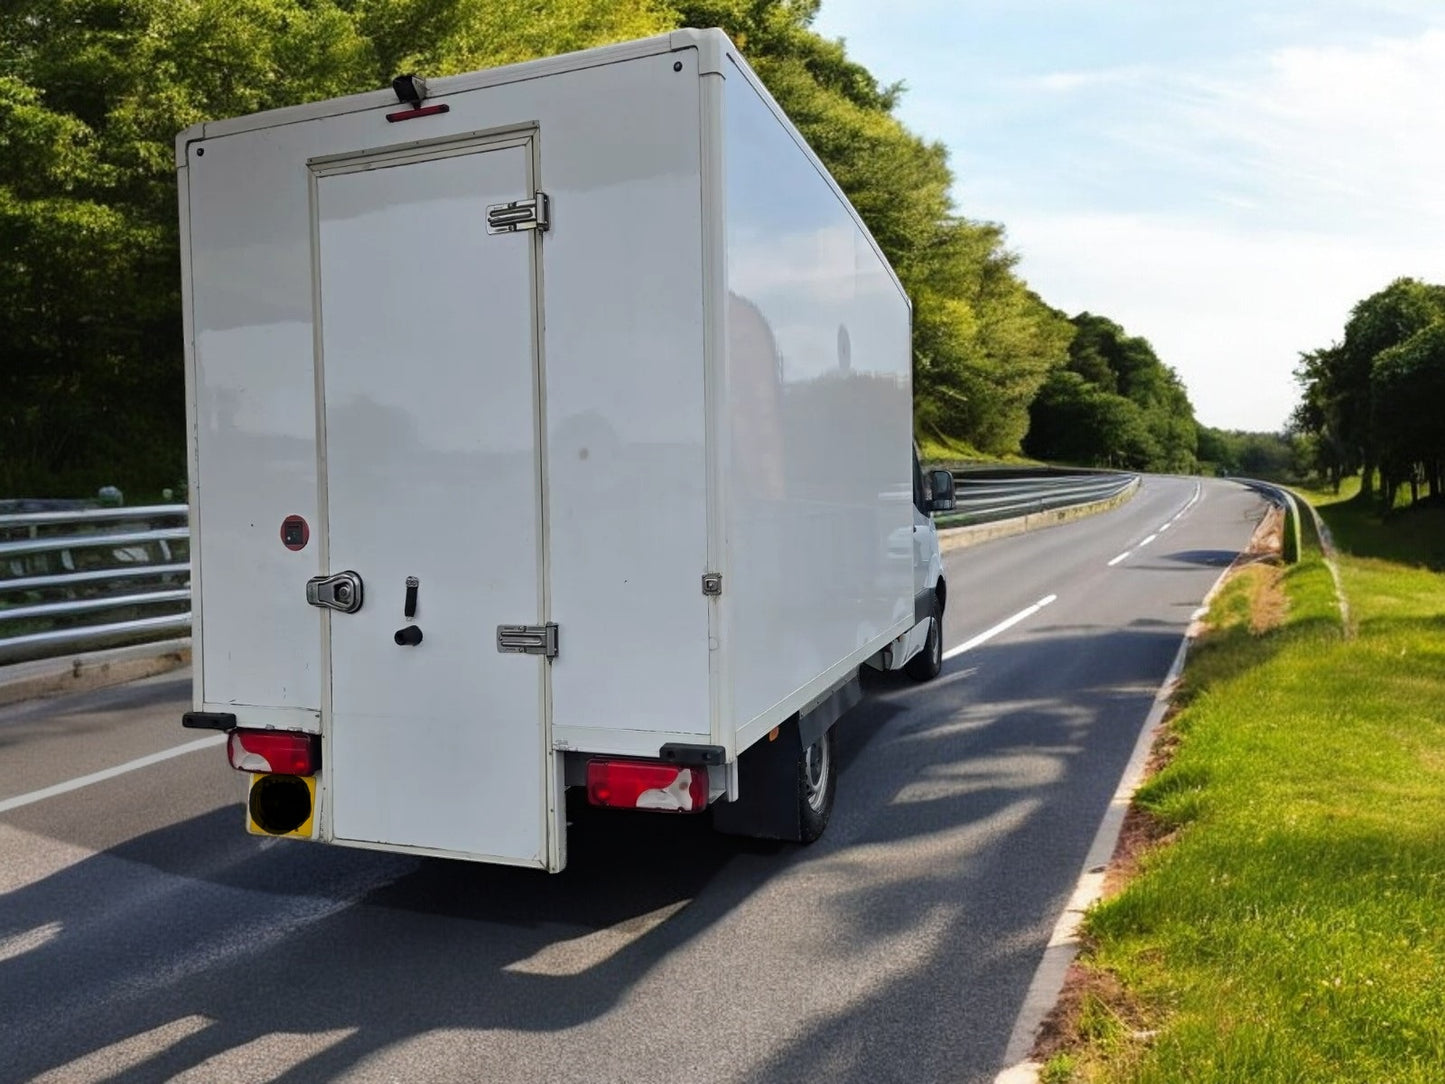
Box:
[0,623,1194,1084]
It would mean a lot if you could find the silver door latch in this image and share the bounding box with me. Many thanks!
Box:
[497,623,559,658]
[307,571,364,614]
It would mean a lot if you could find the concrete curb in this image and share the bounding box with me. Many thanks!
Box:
[939,477,1142,554]
[0,638,191,708]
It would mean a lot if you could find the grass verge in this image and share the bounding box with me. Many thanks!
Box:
[1040,489,1445,1083]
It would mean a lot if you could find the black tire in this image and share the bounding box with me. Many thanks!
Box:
[797,727,836,844]
[905,597,944,682]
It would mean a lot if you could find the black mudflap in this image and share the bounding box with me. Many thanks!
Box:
[712,674,862,842]
[711,716,806,841]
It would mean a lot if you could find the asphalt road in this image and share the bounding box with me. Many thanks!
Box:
[0,476,1268,1084]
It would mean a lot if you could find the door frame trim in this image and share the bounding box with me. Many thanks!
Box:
[306,128,560,868]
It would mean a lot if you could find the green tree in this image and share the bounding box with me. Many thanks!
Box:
[1,0,1077,493]
[1331,278,1445,497]
[1371,320,1445,505]
[0,0,381,494]
[1026,312,1196,472]
[1291,345,1350,488]
[1023,370,1157,469]
[349,0,673,79]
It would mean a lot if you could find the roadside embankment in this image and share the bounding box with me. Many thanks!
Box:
[1035,490,1445,1083]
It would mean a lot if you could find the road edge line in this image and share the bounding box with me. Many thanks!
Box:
[0,734,226,815]
[993,558,1233,1083]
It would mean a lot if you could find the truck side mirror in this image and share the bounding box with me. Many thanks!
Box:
[928,469,956,513]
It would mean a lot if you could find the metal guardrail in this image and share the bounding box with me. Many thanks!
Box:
[1234,478,1302,563]
[0,505,191,664]
[936,470,1138,528]
[0,470,1138,665]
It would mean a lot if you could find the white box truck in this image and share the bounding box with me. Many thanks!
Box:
[177,28,956,871]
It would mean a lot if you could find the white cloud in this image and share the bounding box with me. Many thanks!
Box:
[992,29,1445,428]
[811,3,1445,430]
[1161,29,1445,238]
[1029,65,1156,93]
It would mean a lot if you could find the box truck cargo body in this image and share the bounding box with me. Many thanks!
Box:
[177,29,953,871]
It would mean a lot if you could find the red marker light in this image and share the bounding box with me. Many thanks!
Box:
[228,729,320,775]
[586,759,708,812]
[386,104,450,123]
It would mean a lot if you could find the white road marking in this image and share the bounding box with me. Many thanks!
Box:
[944,595,1057,660]
[0,735,226,815]
[1110,481,1203,568]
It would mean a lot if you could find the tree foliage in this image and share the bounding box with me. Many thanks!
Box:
[1293,277,1445,505]
[1023,312,1197,472]
[1371,321,1445,504]
[1195,427,1302,481]
[1,0,1077,493]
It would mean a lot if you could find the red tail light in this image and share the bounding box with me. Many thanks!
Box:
[228,729,320,775]
[586,759,709,812]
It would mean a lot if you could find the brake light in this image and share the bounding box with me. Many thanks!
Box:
[227,729,320,775]
[586,759,709,812]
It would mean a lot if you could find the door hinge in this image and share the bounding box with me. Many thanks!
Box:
[701,572,722,596]
[497,622,559,658]
[487,193,550,234]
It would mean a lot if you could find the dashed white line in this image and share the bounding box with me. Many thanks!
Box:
[944,594,1058,660]
[0,735,226,815]
[1109,482,1203,569]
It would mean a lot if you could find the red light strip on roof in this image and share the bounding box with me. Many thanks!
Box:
[386,103,450,123]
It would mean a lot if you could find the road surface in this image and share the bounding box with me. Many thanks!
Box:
[0,476,1266,1083]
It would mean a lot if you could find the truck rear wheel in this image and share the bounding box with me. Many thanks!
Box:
[797,728,836,843]
[905,598,944,682]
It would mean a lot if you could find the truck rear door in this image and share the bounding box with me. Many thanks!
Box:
[311,134,555,868]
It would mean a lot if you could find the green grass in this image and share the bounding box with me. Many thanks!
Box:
[917,432,984,464]
[1045,488,1445,1083]
[915,431,1044,469]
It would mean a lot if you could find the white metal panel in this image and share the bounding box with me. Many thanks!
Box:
[175,34,690,154]
[697,57,732,754]
[183,46,714,756]
[185,128,325,715]
[178,162,204,711]
[540,51,712,742]
[722,58,915,735]
[316,142,548,865]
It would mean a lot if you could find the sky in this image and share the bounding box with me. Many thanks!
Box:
[808,0,1445,432]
